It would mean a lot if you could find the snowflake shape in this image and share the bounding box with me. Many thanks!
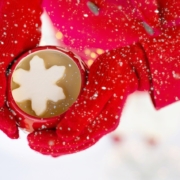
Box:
[12,55,66,116]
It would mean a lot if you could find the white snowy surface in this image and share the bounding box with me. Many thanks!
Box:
[1,12,180,180]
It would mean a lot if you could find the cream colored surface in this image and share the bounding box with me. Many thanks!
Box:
[12,55,66,116]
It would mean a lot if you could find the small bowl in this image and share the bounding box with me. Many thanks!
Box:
[7,46,88,132]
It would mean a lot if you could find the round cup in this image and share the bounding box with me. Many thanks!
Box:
[7,46,88,132]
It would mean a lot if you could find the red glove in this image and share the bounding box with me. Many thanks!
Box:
[28,0,180,157]
[141,26,180,108]
[28,44,151,156]
[0,0,42,138]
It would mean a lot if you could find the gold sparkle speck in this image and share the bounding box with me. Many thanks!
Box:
[96,48,104,55]
[56,31,63,39]
[87,59,94,67]
[90,52,97,59]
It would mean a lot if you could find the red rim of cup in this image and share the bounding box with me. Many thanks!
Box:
[7,46,88,132]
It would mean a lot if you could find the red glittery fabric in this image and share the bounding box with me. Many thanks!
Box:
[1,0,180,157]
[28,44,148,156]
[42,0,161,60]
[0,0,42,138]
[28,0,180,157]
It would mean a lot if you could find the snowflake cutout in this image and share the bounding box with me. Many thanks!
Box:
[12,55,66,116]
